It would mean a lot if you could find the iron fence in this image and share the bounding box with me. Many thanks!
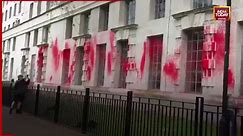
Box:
[2,83,243,136]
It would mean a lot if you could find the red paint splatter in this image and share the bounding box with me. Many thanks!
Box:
[87,66,91,80]
[49,76,52,81]
[163,60,178,82]
[140,42,147,78]
[213,21,226,66]
[228,69,235,88]
[52,38,61,71]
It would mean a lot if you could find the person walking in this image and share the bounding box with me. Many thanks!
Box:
[9,79,16,114]
[10,75,30,114]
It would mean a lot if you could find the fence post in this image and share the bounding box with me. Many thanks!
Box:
[194,97,204,136]
[124,91,133,136]
[54,86,61,123]
[34,84,40,116]
[82,88,90,134]
[199,97,204,136]
[241,116,243,136]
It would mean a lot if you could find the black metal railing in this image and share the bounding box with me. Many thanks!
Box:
[2,83,243,136]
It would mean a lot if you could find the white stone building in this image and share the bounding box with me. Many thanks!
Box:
[2,0,243,97]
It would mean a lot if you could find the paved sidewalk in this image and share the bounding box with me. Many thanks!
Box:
[2,106,85,136]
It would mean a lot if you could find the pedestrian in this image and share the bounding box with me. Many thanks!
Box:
[10,75,30,114]
[227,94,239,136]
[9,79,16,114]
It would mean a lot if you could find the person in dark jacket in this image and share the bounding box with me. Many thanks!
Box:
[11,75,30,114]
[9,79,15,114]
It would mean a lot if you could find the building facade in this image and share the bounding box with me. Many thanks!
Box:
[2,0,243,96]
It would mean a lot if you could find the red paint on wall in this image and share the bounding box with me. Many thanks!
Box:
[52,38,61,71]
[228,69,235,88]
[163,60,178,82]
[140,41,147,78]
[213,22,226,66]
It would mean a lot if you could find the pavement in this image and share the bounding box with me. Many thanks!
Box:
[2,106,86,136]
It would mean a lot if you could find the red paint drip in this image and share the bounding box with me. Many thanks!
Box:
[163,60,178,82]
[140,42,147,78]
[49,76,52,81]
[52,38,60,71]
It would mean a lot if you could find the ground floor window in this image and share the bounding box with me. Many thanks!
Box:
[148,35,163,89]
[97,44,106,86]
[118,40,129,88]
[186,29,204,93]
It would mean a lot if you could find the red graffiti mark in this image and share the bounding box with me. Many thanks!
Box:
[228,69,235,88]
[107,31,115,75]
[163,60,178,82]
[213,21,226,66]
[140,41,147,78]
[52,38,61,71]
[49,76,52,81]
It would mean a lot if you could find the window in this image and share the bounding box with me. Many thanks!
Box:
[14,4,17,16]
[154,0,166,19]
[97,44,106,86]
[80,11,91,34]
[9,58,14,80]
[193,0,212,9]
[65,17,73,39]
[7,39,11,52]
[12,37,16,51]
[46,2,50,10]
[29,3,34,19]
[25,32,31,48]
[42,26,49,43]
[99,5,109,32]
[19,1,22,13]
[9,7,12,18]
[118,41,129,88]
[186,29,204,93]
[3,41,6,52]
[33,29,38,46]
[126,0,136,25]
[5,10,7,21]
[37,2,42,15]
[148,35,163,89]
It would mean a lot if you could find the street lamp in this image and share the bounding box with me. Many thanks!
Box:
[220,0,231,135]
